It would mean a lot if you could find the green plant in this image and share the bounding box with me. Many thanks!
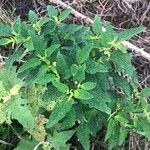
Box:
[0,5,150,150]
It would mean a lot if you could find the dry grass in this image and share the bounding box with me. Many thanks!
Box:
[0,0,13,24]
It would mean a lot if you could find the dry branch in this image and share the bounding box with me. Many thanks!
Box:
[49,0,150,61]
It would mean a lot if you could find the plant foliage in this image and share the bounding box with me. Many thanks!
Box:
[0,5,149,150]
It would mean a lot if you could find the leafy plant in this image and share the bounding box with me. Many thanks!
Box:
[0,5,149,150]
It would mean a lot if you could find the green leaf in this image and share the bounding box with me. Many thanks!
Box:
[0,38,12,45]
[29,31,46,54]
[0,23,11,37]
[36,17,50,28]
[41,20,56,35]
[74,89,93,100]
[36,65,49,77]
[108,125,120,150]
[71,64,78,76]
[18,57,41,73]
[141,119,150,139]
[86,59,109,74]
[23,38,34,51]
[115,115,129,126]
[112,73,131,97]
[117,27,146,41]
[92,16,102,35]
[47,5,58,17]
[52,80,69,93]
[80,96,111,114]
[43,84,62,101]
[77,123,90,150]
[101,22,116,45]
[105,119,116,141]
[9,96,35,130]
[56,52,68,74]
[73,63,86,83]
[5,48,24,70]
[60,109,76,130]
[76,44,93,64]
[119,126,127,146]
[50,130,74,150]
[34,65,52,84]
[59,9,72,21]
[47,97,72,128]
[94,85,111,103]
[140,87,150,98]
[63,24,83,35]
[28,10,38,24]
[12,105,35,130]
[111,50,134,77]
[14,139,37,150]
[46,44,60,57]
[80,82,96,91]
[11,17,21,35]
[86,110,103,135]
[0,103,7,124]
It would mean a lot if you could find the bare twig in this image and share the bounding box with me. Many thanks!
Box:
[49,0,150,61]
[0,140,14,146]
[33,141,50,150]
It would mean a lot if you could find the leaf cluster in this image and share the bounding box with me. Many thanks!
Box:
[0,5,149,150]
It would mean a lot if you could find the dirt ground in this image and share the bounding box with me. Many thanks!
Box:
[0,0,150,149]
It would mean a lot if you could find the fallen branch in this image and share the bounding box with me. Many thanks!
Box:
[121,41,150,61]
[49,0,150,61]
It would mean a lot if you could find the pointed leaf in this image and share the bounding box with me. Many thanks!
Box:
[76,44,93,64]
[18,58,41,73]
[119,126,127,146]
[11,17,21,35]
[80,97,111,114]
[36,17,50,28]
[86,59,109,74]
[74,89,93,100]
[117,27,145,41]
[46,44,60,57]
[59,9,72,21]
[73,64,86,83]
[56,52,68,74]
[112,73,131,97]
[10,96,35,130]
[51,130,74,150]
[52,80,69,93]
[140,87,150,98]
[71,64,78,76]
[111,50,134,77]
[47,97,72,128]
[47,5,58,17]
[77,123,90,150]
[0,23,11,37]
[81,82,96,90]
[0,38,12,45]
[92,16,102,35]
[105,119,116,141]
[28,10,38,24]
[5,48,24,70]
[14,139,37,150]
[60,109,76,130]
[29,31,46,53]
